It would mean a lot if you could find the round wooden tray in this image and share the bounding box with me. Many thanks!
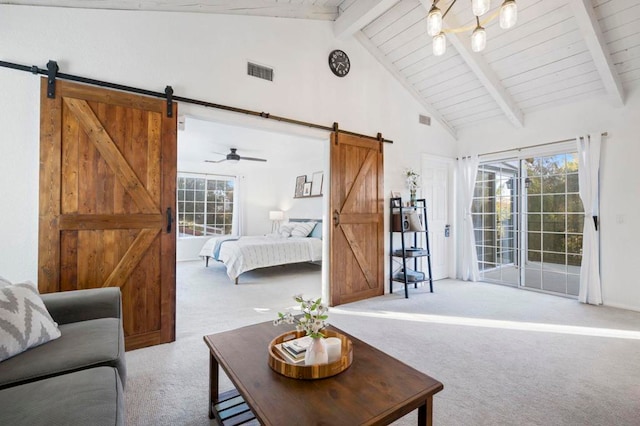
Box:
[268,330,353,380]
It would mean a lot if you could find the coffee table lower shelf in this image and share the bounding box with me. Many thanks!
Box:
[211,389,258,426]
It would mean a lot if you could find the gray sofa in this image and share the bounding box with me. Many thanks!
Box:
[0,287,126,425]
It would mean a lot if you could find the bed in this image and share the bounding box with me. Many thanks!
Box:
[199,219,323,284]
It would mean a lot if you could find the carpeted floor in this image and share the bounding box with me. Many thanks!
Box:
[125,260,640,425]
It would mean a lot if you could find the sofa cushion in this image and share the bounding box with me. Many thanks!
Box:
[0,282,61,362]
[0,366,123,426]
[0,317,126,390]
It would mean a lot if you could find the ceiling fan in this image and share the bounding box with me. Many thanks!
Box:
[205,148,267,164]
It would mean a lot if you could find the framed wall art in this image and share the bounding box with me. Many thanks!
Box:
[302,182,312,197]
[294,175,306,198]
[311,171,323,196]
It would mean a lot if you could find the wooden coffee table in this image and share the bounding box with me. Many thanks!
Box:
[204,321,443,425]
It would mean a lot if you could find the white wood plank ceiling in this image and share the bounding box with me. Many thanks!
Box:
[4,0,639,138]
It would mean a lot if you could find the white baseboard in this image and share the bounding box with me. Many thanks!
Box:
[603,301,640,313]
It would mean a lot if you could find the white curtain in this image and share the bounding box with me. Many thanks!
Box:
[457,156,480,281]
[576,134,603,305]
[232,175,244,236]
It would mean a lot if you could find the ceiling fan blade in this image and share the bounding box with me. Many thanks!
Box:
[204,159,227,163]
[241,156,267,162]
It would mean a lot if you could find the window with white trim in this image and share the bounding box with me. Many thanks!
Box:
[177,174,235,237]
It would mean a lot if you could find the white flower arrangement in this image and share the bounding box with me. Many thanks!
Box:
[405,168,420,190]
[273,294,329,339]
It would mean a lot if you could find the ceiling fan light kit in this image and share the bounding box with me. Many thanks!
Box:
[428,0,518,57]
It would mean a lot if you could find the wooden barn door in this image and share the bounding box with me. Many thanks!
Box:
[330,132,384,306]
[39,78,177,350]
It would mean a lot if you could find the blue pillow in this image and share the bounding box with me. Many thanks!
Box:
[309,222,322,239]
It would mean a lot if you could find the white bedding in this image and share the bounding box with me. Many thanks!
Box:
[199,236,322,281]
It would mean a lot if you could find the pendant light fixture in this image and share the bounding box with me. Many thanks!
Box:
[472,0,490,16]
[471,18,487,52]
[433,32,447,56]
[500,0,518,29]
[427,0,518,56]
[427,4,443,36]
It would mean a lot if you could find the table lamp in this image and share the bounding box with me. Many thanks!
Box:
[269,210,284,232]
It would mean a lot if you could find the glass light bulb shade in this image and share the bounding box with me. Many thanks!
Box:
[500,0,517,29]
[432,33,447,56]
[472,0,490,16]
[471,26,487,52]
[427,6,443,37]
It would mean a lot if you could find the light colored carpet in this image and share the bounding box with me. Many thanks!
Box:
[126,260,640,425]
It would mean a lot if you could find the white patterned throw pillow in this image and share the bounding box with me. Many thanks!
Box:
[0,282,61,362]
[291,221,317,237]
[278,223,296,238]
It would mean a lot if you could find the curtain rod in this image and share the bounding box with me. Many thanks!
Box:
[456,132,609,160]
[478,132,608,158]
[177,171,237,179]
[0,59,393,144]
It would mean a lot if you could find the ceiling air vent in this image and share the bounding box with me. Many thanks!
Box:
[247,62,274,82]
[419,114,431,126]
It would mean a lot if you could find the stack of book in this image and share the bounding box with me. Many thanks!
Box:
[274,335,312,364]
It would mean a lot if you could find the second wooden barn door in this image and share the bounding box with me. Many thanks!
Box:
[330,132,384,306]
[39,79,177,350]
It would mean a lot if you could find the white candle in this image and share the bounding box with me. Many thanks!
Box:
[325,337,341,363]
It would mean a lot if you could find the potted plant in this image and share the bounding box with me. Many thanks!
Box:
[274,295,329,365]
[405,168,420,205]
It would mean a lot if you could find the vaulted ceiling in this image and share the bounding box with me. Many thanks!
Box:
[7,0,639,139]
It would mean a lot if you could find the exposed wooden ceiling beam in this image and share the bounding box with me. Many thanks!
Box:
[355,31,457,140]
[570,0,625,107]
[333,0,400,39]
[417,0,524,129]
[0,0,339,20]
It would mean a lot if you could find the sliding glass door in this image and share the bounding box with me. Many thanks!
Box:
[473,161,519,286]
[472,153,583,297]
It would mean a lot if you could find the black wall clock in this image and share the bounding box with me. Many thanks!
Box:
[328,49,350,77]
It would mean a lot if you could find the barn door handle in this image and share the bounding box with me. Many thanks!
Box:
[166,207,173,233]
[333,210,340,226]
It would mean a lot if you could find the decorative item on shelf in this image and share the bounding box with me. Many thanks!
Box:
[427,0,518,57]
[404,168,420,206]
[311,171,324,196]
[302,182,312,197]
[269,210,284,233]
[294,175,306,198]
[273,295,329,365]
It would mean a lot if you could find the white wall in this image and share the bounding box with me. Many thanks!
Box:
[456,88,640,312]
[0,5,456,284]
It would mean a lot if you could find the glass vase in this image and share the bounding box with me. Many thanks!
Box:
[304,337,328,366]
[410,189,417,205]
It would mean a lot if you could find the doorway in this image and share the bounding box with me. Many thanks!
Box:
[421,155,454,280]
[473,152,583,297]
[176,115,328,296]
